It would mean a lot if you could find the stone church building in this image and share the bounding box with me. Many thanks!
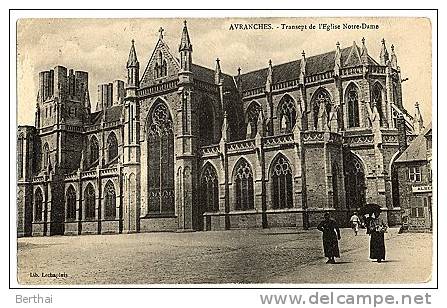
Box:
[17,21,422,236]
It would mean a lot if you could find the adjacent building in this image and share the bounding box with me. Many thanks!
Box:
[395,119,432,232]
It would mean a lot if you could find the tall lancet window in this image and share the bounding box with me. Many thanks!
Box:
[89,136,99,168]
[34,188,43,222]
[154,51,168,79]
[312,89,331,130]
[107,132,118,164]
[42,143,50,170]
[66,185,77,221]
[278,95,297,133]
[271,154,293,209]
[104,181,116,219]
[84,184,96,220]
[147,101,174,215]
[346,84,360,128]
[372,83,384,126]
[246,102,261,138]
[200,164,219,213]
[234,159,254,211]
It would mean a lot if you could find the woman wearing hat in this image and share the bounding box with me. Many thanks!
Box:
[317,212,341,264]
[368,210,388,262]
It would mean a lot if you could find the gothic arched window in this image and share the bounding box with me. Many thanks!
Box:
[198,100,216,146]
[89,136,99,167]
[17,134,24,178]
[346,84,360,128]
[42,143,50,170]
[312,89,332,130]
[34,188,43,222]
[107,132,118,163]
[234,159,254,211]
[104,181,116,219]
[84,184,96,220]
[271,155,293,209]
[162,59,168,76]
[154,63,160,79]
[246,102,261,138]
[154,51,168,79]
[66,185,77,221]
[200,164,219,212]
[372,83,384,126]
[343,152,366,209]
[278,95,297,133]
[147,101,174,215]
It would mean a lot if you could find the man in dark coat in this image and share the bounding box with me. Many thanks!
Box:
[317,212,341,264]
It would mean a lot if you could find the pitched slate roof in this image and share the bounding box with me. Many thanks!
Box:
[395,123,432,163]
[239,44,379,91]
[90,105,123,125]
[191,63,236,89]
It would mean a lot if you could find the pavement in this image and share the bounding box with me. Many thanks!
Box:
[16,227,432,285]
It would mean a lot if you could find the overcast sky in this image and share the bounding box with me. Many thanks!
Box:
[17,17,432,126]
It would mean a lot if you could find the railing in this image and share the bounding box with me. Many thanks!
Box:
[343,134,374,145]
[194,80,219,94]
[81,170,97,178]
[302,131,325,142]
[305,71,334,84]
[85,124,101,132]
[341,66,364,76]
[328,132,343,143]
[227,139,256,153]
[272,79,299,91]
[242,87,265,98]
[100,167,118,177]
[263,133,294,147]
[64,173,78,181]
[369,66,386,74]
[33,175,45,182]
[382,134,398,144]
[138,79,179,97]
[65,125,83,133]
[104,120,121,129]
[200,144,220,156]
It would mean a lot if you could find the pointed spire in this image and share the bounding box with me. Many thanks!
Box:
[265,59,273,92]
[221,111,229,142]
[361,37,369,64]
[215,58,222,84]
[127,39,139,68]
[84,90,91,110]
[413,102,424,134]
[299,50,306,85]
[334,42,341,77]
[256,109,265,138]
[379,38,389,66]
[390,44,398,69]
[236,67,242,93]
[179,20,192,52]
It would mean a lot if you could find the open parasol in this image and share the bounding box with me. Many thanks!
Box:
[358,203,382,217]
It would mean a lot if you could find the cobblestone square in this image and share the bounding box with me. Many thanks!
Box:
[17,228,432,285]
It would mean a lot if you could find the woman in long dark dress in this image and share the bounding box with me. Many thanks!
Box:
[317,212,341,264]
[369,210,387,262]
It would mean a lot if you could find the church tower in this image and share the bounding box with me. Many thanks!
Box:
[122,39,141,233]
